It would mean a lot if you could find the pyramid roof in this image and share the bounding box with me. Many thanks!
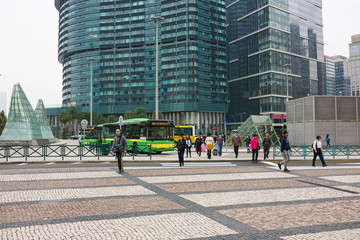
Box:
[0,83,43,141]
[35,99,54,140]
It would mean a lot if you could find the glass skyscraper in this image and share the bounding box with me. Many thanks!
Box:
[350,34,360,96]
[54,0,228,133]
[325,56,335,96]
[226,0,325,123]
[333,55,351,96]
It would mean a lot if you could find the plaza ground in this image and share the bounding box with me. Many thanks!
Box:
[1,160,360,239]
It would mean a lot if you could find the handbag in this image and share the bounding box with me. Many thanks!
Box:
[201,144,206,152]
[207,144,213,150]
[257,143,260,150]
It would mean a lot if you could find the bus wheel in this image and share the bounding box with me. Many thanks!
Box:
[133,142,139,155]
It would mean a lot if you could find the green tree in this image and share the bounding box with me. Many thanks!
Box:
[75,112,104,125]
[124,110,135,120]
[92,112,104,125]
[0,110,7,136]
[134,107,147,118]
[107,115,117,123]
[151,110,163,119]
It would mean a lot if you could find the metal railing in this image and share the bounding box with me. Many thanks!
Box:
[0,144,152,162]
[273,145,360,159]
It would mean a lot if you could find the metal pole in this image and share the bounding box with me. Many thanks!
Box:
[286,71,289,102]
[155,20,159,120]
[88,58,96,126]
[90,60,93,126]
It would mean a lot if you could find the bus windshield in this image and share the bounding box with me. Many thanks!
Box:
[147,126,173,140]
[174,127,193,136]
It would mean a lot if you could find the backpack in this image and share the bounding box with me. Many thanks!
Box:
[311,140,317,150]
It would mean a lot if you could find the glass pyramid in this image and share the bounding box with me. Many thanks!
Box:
[0,83,43,142]
[35,99,54,140]
[232,116,280,146]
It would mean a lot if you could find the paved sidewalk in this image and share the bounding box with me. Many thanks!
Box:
[1,161,360,239]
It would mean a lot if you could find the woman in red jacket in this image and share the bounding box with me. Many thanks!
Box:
[250,135,259,163]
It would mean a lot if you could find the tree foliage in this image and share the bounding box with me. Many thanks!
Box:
[124,107,147,120]
[124,111,135,120]
[0,110,7,136]
[107,115,117,123]
[151,110,163,119]
[134,107,147,118]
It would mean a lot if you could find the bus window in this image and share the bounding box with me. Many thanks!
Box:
[124,125,140,139]
[140,126,146,139]
[103,125,118,138]
[147,126,173,140]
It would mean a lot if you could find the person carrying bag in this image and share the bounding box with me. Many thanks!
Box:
[205,133,214,159]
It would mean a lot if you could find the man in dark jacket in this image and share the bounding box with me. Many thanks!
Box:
[110,129,127,173]
[231,131,242,158]
[278,131,292,172]
[263,132,271,160]
[175,136,187,166]
[194,134,203,157]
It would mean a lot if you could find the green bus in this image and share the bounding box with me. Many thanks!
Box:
[81,118,175,153]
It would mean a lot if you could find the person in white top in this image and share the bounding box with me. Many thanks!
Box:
[205,133,215,159]
[312,136,327,167]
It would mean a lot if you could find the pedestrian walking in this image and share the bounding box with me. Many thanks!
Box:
[205,133,215,159]
[216,134,224,157]
[312,136,327,167]
[175,136,186,167]
[277,131,292,172]
[250,135,259,163]
[202,134,207,143]
[110,129,127,173]
[231,131,242,158]
[263,132,271,160]
[244,135,251,153]
[185,135,192,158]
[194,134,203,157]
[324,134,331,149]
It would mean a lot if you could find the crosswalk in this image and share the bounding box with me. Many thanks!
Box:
[161,162,237,167]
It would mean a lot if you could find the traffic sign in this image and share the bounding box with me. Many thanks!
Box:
[81,119,88,130]
[224,119,226,126]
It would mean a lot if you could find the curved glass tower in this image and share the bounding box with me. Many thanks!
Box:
[55,0,228,133]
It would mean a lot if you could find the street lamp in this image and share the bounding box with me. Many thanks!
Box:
[283,64,291,102]
[150,16,164,120]
[87,57,96,126]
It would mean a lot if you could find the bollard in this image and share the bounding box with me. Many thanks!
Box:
[5,146,10,162]
[24,145,29,161]
[61,145,65,160]
[79,145,83,160]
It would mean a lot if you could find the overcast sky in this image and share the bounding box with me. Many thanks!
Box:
[0,0,359,111]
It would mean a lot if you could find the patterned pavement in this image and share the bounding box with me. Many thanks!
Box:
[1,162,360,239]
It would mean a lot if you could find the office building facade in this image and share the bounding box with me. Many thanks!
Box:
[226,0,325,123]
[350,34,360,96]
[333,55,351,96]
[324,56,335,96]
[54,0,228,133]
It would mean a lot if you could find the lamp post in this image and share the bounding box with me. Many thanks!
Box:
[283,64,291,102]
[88,58,96,126]
[150,16,164,120]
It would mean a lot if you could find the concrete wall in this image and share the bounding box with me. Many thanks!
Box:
[287,96,359,145]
